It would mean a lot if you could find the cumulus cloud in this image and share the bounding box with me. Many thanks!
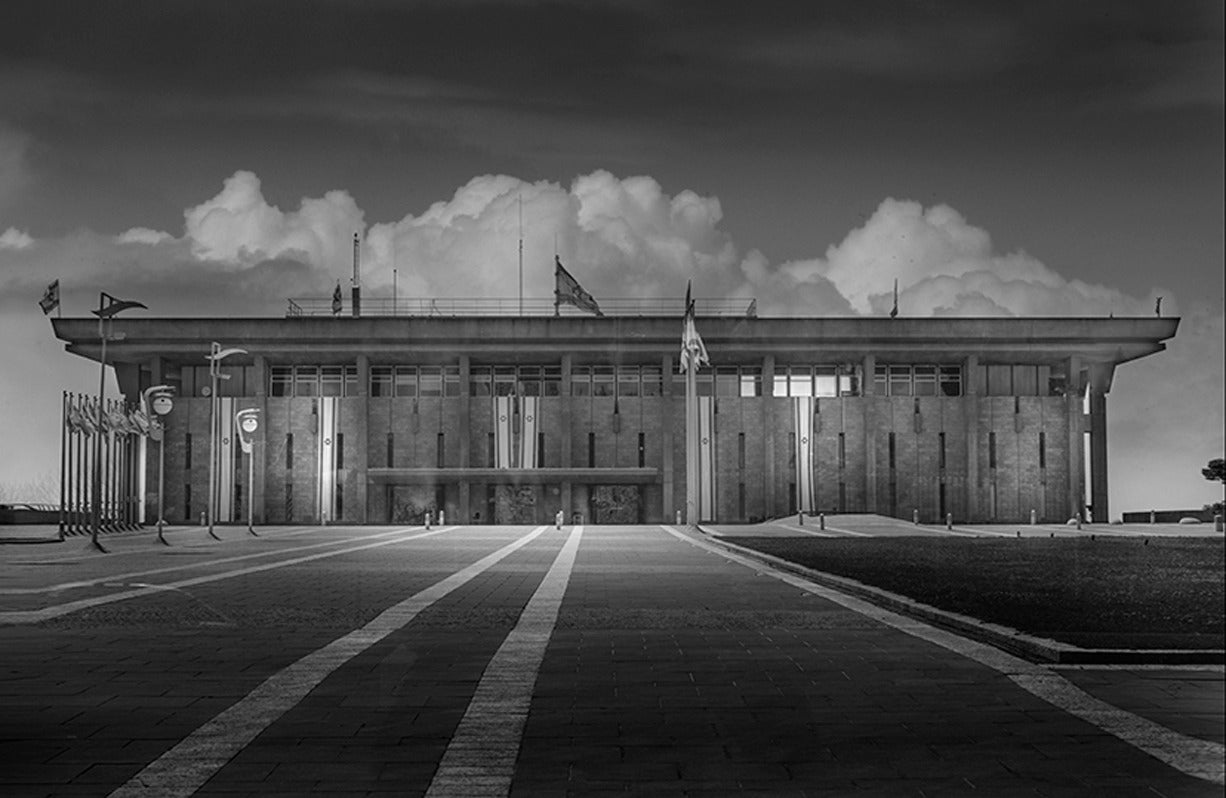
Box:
[0,226,33,250]
[116,227,174,245]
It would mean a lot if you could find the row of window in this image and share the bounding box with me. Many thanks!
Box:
[230,363,1070,399]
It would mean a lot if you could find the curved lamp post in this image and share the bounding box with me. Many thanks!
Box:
[205,343,247,539]
[235,408,261,535]
[142,384,175,545]
[90,292,147,553]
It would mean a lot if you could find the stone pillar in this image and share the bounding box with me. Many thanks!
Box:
[354,353,369,524]
[862,354,877,514]
[963,354,979,522]
[252,355,268,525]
[1088,362,1113,524]
[660,352,674,521]
[458,355,470,522]
[762,355,776,518]
[1066,355,1085,522]
[560,353,573,516]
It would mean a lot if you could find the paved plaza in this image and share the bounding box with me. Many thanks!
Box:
[1,522,1223,796]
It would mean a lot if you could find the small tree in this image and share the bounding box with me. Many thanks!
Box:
[1205,458,1225,515]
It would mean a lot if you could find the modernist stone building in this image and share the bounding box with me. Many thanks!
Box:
[51,303,1177,526]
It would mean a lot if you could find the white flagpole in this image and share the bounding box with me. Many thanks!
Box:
[686,348,697,524]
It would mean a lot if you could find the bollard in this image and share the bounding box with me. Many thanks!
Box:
[1215,514,1223,533]
[556,510,564,530]
[912,509,919,526]
[1150,509,1156,525]
[675,510,682,525]
[946,512,952,530]
[1030,509,1036,526]
[819,513,826,531]
[438,510,445,526]
[798,511,804,526]
[1016,530,1021,538]
[200,511,206,527]
[1076,512,1083,531]
[425,511,431,530]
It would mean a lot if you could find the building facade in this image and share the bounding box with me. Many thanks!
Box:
[52,311,1178,526]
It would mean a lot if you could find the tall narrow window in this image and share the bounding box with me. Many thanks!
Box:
[938,432,946,470]
[336,484,343,520]
[637,433,646,467]
[284,483,294,522]
[838,432,846,469]
[336,433,345,469]
[184,484,192,521]
[588,432,596,468]
[185,433,193,469]
[838,482,846,513]
[738,433,746,470]
[538,432,545,467]
[1039,432,1046,469]
[989,432,997,469]
[888,432,896,470]
[285,433,294,470]
[788,432,795,467]
[436,433,445,468]
[488,433,495,467]
[386,433,394,468]
[738,483,746,520]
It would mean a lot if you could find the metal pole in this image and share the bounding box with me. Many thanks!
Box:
[58,392,66,541]
[247,443,256,535]
[91,314,108,553]
[157,429,167,545]
[207,346,220,540]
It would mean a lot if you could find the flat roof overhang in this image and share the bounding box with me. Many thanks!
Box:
[51,316,1180,369]
[366,467,660,485]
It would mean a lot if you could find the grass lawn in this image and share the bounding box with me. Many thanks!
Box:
[723,535,1225,650]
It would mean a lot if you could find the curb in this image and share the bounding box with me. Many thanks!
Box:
[691,526,1225,666]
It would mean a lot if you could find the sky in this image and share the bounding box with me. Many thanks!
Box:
[0,0,1222,513]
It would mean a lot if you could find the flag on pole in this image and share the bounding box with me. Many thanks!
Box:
[889,279,899,318]
[331,282,343,315]
[679,282,709,373]
[554,257,603,316]
[39,279,60,315]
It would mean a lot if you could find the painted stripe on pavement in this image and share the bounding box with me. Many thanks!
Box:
[0,526,454,625]
[426,525,584,798]
[0,526,426,595]
[108,525,551,798]
[664,526,1225,786]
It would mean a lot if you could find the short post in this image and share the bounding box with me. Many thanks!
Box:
[1150,509,1156,524]
[1215,514,1223,533]
[200,511,206,527]
[819,513,825,531]
[912,509,919,525]
[425,511,431,530]
[675,510,682,525]
[1030,509,1036,526]
[555,509,563,530]
[945,512,952,530]
[798,511,804,526]
[1076,512,1083,531]
[438,510,445,526]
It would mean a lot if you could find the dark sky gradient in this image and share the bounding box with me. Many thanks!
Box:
[0,0,1222,509]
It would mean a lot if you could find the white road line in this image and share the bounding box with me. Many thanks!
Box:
[107,525,551,798]
[663,526,1226,786]
[766,522,836,537]
[0,526,424,596]
[425,525,584,798]
[0,526,454,625]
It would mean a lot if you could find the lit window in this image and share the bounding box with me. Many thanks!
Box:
[740,367,762,397]
[789,366,813,397]
[814,366,838,397]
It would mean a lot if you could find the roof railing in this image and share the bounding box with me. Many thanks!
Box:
[286,297,757,318]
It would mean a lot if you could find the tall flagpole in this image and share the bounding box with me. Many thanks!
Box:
[686,339,698,525]
[518,194,524,316]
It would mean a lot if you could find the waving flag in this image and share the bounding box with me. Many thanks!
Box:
[331,282,343,315]
[679,282,709,374]
[554,257,603,316]
[39,279,60,315]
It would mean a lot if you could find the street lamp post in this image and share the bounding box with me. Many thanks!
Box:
[143,385,175,545]
[235,408,261,535]
[206,343,248,539]
[90,292,147,553]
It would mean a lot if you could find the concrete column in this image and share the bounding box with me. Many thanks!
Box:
[560,354,573,516]
[660,352,674,521]
[862,354,877,514]
[1088,362,1113,524]
[354,354,369,524]
[1066,355,1085,522]
[252,355,268,525]
[963,354,979,522]
[762,355,776,518]
[458,355,470,522]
